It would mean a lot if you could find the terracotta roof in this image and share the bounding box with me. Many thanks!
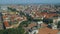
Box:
[38,27,59,34]
[45,13,58,18]
[35,12,48,17]
[35,12,58,18]
[28,23,37,28]
[41,23,48,27]
[17,17,23,21]
[4,21,10,27]
[3,16,8,18]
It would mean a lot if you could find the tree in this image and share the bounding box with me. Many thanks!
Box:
[25,14,33,21]
[0,27,25,34]
[0,30,4,34]
[7,7,17,12]
[43,18,53,24]
[33,18,42,22]
[57,21,60,28]
[17,28,25,34]
[18,21,31,27]
[19,11,25,16]
[3,30,8,34]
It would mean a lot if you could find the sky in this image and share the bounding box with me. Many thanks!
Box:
[0,0,60,4]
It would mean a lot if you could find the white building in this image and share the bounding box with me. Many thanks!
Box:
[37,21,43,24]
[29,29,38,34]
[52,17,60,29]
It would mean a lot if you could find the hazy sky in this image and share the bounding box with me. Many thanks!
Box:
[0,0,60,4]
